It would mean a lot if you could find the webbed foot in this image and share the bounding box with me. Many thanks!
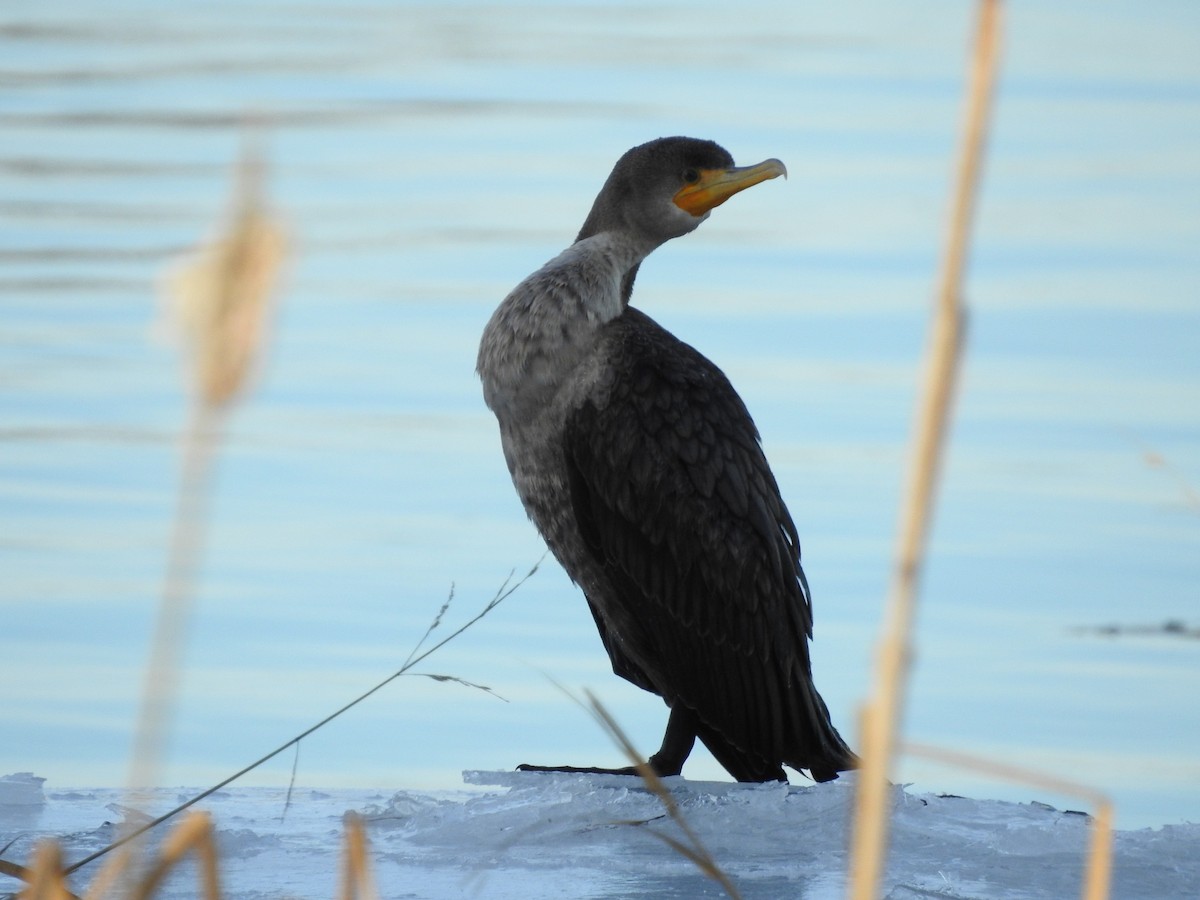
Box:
[516,763,643,776]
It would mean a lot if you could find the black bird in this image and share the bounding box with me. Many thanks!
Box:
[477,137,855,782]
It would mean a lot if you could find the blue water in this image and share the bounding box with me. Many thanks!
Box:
[2,1,1198,831]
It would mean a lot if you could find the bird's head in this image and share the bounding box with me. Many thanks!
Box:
[576,137,787,245]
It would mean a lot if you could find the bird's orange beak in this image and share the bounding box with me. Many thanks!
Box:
[672,158,787,217]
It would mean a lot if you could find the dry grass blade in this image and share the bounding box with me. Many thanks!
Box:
[77,845,131,900]
[279,743,303,823]
[903,742,1113,900]
[582,691,743,900]
[399,557,545,675]
[1125,431,1200,512]
[339,814,379,900]
[0,858,30,887]
[127,813,220,900]
[847,2,1004,898]
[401,585,455,669]
[405,673,509,701]
[0,839,34,894]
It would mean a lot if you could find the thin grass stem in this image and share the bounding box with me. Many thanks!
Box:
[62,561,541,878]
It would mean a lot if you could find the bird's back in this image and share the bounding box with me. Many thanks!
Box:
[560,308,855,782]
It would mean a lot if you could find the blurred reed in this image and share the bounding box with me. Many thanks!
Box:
[845,2,1115,898]
[18,841,72,900]
[133,134,287,795]
[94,133,286,896]
[339,814,378,900]
[846,0,1002,896]
[11,809,383,900]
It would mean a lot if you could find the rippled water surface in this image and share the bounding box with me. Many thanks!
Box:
[3,1,1198,830]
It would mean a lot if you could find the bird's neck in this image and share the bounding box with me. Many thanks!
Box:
[514,229,654,327]
[564,230,655,314]
[477,229,655,421]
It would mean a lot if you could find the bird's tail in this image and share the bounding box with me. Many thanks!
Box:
[691,679,857,784]
[791,677,858,783]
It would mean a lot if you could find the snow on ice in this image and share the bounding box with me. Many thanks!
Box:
[1,771,1196,898]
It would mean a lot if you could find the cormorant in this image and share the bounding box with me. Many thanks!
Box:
[477,136,856,783]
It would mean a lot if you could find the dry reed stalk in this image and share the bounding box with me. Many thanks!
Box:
[3,135,284,900]
[339,814,379,900]
[128,406,222,796]
[903,742,1113,900]
[846,2,1003,898]
[110,135,285,898]
[131,136,286,794]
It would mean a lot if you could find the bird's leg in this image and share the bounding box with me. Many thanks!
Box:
[644,704,697,775]
[517,705,698,778]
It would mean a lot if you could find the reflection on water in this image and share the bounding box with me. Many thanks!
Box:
[1,1,1198,829]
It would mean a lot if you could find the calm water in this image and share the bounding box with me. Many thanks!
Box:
[2,1,1198,831]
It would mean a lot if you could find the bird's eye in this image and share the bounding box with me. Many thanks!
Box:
[682,168,700,184]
